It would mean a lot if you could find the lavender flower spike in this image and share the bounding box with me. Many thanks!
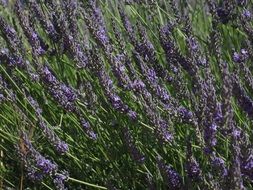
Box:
[18,132,58,181]
[122,127,145,164]
[53,171,69,190]
[18,132,69,189]
[157,156,183,190]
[232,80,253,118]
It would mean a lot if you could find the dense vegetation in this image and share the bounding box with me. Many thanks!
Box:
[1,0,253,189]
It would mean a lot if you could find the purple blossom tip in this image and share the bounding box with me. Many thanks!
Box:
[53,171,69,190]
[233,52,241,63]
[35,155,58,174]
[56,142,69,154]
[127,110,138,120]
[242,10,251,20]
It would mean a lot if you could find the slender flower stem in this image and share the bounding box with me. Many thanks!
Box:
[67,177,107,189]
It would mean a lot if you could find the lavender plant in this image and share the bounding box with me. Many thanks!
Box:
[1,0,253,189]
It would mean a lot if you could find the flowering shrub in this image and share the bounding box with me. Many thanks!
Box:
[1,0,253,189]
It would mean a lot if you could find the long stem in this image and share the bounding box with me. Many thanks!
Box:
[68,177,107,189]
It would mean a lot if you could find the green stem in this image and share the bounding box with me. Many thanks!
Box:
[68,177,107,189]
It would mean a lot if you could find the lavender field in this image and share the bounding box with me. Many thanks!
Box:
[0,0,253,189]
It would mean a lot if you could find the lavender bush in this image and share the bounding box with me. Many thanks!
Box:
[1,0,253,189]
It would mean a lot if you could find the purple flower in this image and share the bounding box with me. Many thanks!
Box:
[237,0,247,6]
[186,158,201,180]
[30,73,40,82]
[155,119,173,143]
[233,52,241,63]
[135,23,169,80]
[27,96,42,115]
[118,6,137,44]
[242,10,251,20]
[211,154,228,177]
[80,118,97,140]
[188,37,198,51]
[41,66,57,84]
[157,156,182,189]
[242,152,253,180]
[213,102,223,124]
[27,168,44,182]
[131,79,146,91]
[232,128,241,139]
[146,68,158,84]
[207,124,217,147]
[0,48,24,68]
[122,127,145,164]
[27,95,69,154]
[55,142,69,155]
[233,49,249,63]
[177,107,194,123]
[110,54,132,89]
[62,0,78,36]
[0,93,5,103]
[0,16,24,54]
[14,0,45,56]
[84,1,110,51]
[53,171,69,190]
[35,155,57,174]
[186,142,201,181]
[241,48,248,57]
[89,49,138,120]
[160,23,194,76]
[18,132,59,180]
[217,7,231,24]
[233,81,253,118]
[198,57,207,66]
[0,0,8,7]
[29,1,58,41]
[86,5,132,89]
[61,84,77,102]
[229,126,245,189]
[40,65,78,112]
[127,110,138,120]
[133,51,171,104]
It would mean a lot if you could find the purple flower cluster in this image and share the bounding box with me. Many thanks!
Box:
[210,153,228,178]
[27,95,69,154]
[2,0,253,189]
[232,80,253,118]
[233,49,249,63]
[53,171,69,190]
[29,1,58,42]
[80,118,97,140]
[157,156,183,190]
[241,150,253,180]
[46,0,88,68]
[40,65,78,112]
[229,126,245,189]
[186,141,201,181]
[84,1,111,51]
[85,4,134,90]
[186,157,201,181]
[0,16,25,57]
[204,123,218,150]
[134,22,170,81]
[14,0,45,56]
[62,0,78,36]
[142,102,173,144]
[133,51,170,104]
[89,49,137,120]
[122,127,145,164]
[18,132,68,190]
[160,23,195,76]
